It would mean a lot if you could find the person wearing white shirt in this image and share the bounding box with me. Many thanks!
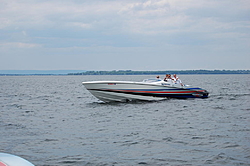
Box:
[173,74,183,86]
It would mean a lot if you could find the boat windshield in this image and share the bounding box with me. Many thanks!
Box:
[142,78,162,83]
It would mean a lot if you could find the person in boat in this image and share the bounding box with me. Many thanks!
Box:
[164,74,173,82]
[173,74,183,86]
[156,75,160,79]
[172,74,177,82]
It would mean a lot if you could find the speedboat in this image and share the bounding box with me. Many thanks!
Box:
[82,78,209,102]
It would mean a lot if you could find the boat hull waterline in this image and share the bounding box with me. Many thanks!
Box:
[82,80,209,102]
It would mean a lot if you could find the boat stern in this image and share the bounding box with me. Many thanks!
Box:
[191,89,209,98]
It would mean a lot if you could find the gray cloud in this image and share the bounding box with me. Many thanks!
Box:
[0,0,249,70]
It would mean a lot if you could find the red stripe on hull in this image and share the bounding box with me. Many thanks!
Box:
[0,162,8,166]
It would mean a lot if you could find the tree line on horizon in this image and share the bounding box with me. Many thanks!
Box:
[68,70,250,75]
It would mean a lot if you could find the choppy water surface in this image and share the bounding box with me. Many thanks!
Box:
[0,75,250,166]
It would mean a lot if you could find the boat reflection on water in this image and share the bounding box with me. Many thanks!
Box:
[82,78,209,102]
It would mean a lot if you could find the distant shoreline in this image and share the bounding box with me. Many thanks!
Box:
[0,74,67,76]
[0,70,249,76]
[68,70,250,75]
[0,70,86,76]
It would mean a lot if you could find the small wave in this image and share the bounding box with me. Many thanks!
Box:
[156,158,188,163]
[204,153,239,165]
[57,156,89,165]
[172,140,189,145]
[123,132,139,137]
[209,93,250,101]
[7,103,25,109]
[138,162,148,164]
[213,106,225,110]
[44,139,59,142]
[209,134,228,138]
[4,123,26,129]
[192,136,206,139]
[162,137,174,142]
[223,144,240,148]
[211,93,250,97]
[122,141,139,146]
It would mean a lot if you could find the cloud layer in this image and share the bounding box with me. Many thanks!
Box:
[1,0,250,70]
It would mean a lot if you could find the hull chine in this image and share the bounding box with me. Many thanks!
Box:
[88,89,166,102]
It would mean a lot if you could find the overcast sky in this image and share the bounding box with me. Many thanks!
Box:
[1,0,249,71]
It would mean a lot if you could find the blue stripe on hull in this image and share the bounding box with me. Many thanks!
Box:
[89,89,209,99]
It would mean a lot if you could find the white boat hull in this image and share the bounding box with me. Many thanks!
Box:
[88,88,166,102]
[0,153,34,166]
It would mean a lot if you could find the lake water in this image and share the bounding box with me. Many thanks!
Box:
[0,75,250,166]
